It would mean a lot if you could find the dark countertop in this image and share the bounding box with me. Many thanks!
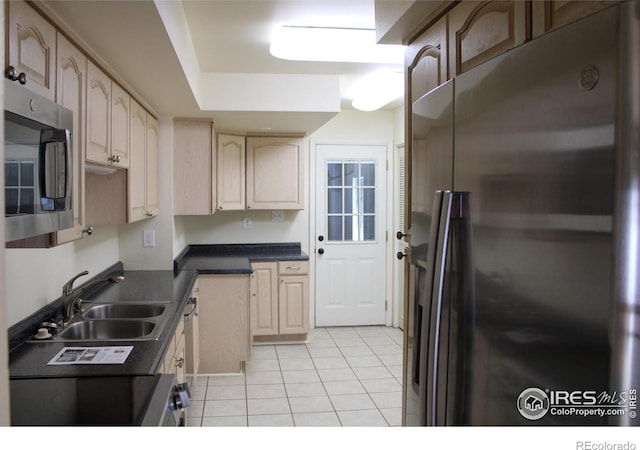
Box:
[9,268,197,379]
[9,242,309,380]
[175,242,308,273]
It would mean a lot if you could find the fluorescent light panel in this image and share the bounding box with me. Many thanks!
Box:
[270,25,405,111]
[270,25,404,64]
[348,70,404,111]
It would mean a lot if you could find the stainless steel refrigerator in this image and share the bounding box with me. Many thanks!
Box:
[403,2,640,426]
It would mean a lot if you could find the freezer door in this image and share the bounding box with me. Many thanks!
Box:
[453,6,617,425]
[404,81,453,426]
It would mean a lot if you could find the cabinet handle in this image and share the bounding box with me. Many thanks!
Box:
[108,155,121,164]
[146,211,154,217]
[175,357,185,368]
[286,266,301,271]
[184,297,198,320]
[82,226,94,236]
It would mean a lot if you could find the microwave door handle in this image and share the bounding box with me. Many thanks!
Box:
[63,129,72,211]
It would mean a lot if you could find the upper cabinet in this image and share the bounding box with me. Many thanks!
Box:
[406,16,448,104]
[246,137,305,210]
[448,1,527,77]
[128,99,147,222]
[7,0,57,100]
[110,83,131,168]
[216,134,246,211]
[86,62,130,169]
[145,115,160,218]
[53,34,87,245]
[531,1,617,38]
[173,119,215,215]
[85,61,112,166]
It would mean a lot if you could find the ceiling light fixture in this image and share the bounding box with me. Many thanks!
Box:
[270,25,404,64]
[348,70,404,112]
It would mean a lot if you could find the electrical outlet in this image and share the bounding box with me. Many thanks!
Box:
[143,229,155,247]
[271,210,284,222]
[243,217,252,229]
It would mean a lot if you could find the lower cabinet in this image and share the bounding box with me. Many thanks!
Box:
[251,260,309,341]
[184,280,200,380]
[197,274,251,373]
[161,316,186,385]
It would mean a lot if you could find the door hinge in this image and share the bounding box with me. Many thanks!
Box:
[385,300,388,311]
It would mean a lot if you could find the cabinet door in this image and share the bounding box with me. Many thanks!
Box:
[531,1,616,38]
[128,99,147,222]
[145,114,159,217]
[197,274,250,373]
[250,262,278,336]
[185,281,200,378]
[110,83,130,168]
[216,134,246,211]
[278,275,309,334]
[448,1,527,76]
[7,0,56,100]
[54,34,87,245]
[246,137,305,210]
[173,119,213,215]
[406,15,448,104]
[86,61,111,165]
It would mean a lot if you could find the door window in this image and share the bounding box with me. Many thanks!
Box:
[326,160,376,242]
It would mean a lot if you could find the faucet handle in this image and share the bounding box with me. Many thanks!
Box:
[63,270,89,294]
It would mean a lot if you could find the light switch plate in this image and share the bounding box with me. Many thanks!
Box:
[143,229,155,247]
[243,217,252,229]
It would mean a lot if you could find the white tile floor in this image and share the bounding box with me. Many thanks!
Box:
[185,326,403,427]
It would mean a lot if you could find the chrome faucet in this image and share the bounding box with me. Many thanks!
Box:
[62,270,125,324]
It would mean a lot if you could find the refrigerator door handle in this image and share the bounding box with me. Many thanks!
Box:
[425,191,454,425]
[423,191,472,425]
[417,190,444,424]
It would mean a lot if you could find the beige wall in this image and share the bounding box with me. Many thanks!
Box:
[5,226,120,326]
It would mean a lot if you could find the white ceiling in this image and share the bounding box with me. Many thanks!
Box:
[40,0,405,136]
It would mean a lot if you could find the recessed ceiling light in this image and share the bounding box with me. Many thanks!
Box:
[270,25,404,64]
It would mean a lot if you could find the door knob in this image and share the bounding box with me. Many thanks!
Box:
[396,231,408,240]
[318,235,324,242]
[397,251,407,260]
[318,248,325,255]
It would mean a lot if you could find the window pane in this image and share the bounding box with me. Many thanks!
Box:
[363,188,375,214]
[363,216,375,240]
[5,189,18,214]
[20,161,35,186]
[328,163,342,186]
[345,163,359,186]
[328,188,342,214]
[5,162,18,186]
[328,216,343,241]
[20,188,34,213]
[344,216,353,241]
[361,162,375,186]
[344,188,354,214]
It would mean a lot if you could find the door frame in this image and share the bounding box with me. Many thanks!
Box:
[309,139,395,329]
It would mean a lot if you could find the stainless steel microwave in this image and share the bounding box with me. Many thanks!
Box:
[4,78,73,242]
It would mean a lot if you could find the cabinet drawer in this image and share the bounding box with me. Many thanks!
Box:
[278,261,309,275]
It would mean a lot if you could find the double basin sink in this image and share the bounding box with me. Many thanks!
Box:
[51,303,171,342]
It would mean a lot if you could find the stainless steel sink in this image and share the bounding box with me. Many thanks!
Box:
[55,319,157,341]
[82,303,166,319]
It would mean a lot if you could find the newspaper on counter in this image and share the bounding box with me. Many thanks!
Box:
[47,346,133,365]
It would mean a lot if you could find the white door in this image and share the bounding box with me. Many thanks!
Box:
[315,144,387,326]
